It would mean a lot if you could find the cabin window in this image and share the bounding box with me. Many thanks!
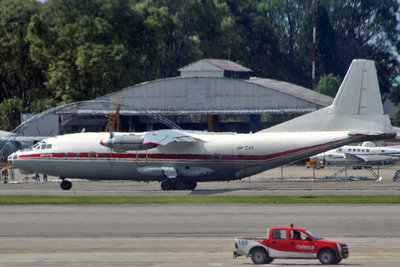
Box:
[46,144,52,149]
[272,229,286,240]
[40,143,46,149]
[338,148,342,152]
[366,149,369,152]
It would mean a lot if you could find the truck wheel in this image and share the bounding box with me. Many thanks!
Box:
[318,249,338,264]
[251,247,272,264]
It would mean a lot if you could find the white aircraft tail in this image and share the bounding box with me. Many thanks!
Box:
[261,59,394,138]
[330,59,383,116]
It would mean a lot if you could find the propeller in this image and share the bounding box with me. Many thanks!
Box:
[102,105,120,152]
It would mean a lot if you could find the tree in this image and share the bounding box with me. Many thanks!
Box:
[0,97,24,131]
[1,0,399,133]
[321,0,400,97]
[393,107,400,127]
[296,3,339,88]
[246,15,283,79]
[224,0,285,79]
[315,73,342,97]
[0,0,45,104]
[258,0,313,83]
[26,0,151,104]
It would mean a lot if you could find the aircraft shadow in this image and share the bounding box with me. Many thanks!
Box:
[189,188,243,195]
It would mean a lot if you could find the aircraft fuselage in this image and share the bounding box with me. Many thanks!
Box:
[10,131,356,183]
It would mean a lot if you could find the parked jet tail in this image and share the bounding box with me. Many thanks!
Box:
[261,59,395,140]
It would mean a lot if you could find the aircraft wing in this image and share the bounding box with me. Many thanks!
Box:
[343,153,365,162]
[143,129,204,146]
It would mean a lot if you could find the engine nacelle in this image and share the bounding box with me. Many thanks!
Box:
[100,134,157,152]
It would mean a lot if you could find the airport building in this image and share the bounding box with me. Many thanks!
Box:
[20,59,332,136]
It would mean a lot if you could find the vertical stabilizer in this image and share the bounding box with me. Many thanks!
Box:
[330,59,383,115]
[260,59,394,135]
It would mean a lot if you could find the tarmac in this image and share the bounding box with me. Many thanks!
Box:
[1,164,400,196]
[0,165,399,266]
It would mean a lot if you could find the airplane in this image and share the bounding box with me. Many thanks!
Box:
[0,130,45,161]
[7,59,396,191]
[311,141,400,166]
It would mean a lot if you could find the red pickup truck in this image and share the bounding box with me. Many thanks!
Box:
[233,225,349,264]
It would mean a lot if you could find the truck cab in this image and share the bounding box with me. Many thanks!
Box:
[234,225,349,264]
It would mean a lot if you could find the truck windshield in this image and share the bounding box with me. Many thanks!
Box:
[306,230,323,240]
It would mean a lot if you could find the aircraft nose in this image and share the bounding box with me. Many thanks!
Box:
[7,152,18,163]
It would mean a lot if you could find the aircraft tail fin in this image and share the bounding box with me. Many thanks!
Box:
[330,59,383,116]
[261,59,394,138]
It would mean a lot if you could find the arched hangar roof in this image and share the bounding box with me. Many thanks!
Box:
[58,76,333,116]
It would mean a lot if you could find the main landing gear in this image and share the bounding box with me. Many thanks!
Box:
[161,179,197,191]
[60,179,72,190]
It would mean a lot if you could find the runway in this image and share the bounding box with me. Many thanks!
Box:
[0,166,400,266]
[1,165,400,196]
[0,204,400,266]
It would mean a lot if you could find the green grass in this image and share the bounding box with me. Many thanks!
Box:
[0,195,399,204]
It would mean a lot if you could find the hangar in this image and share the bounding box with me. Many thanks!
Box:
[20,59,332,136]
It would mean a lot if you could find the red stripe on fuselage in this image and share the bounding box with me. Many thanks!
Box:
[17,138,350,163]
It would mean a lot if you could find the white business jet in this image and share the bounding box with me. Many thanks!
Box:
[311,141,400,165]
[8,59,395,190]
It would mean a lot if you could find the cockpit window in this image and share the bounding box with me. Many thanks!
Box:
[33,143,40,149]
[33,141,52,150]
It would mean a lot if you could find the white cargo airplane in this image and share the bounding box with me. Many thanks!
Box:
[311,141,400,165]
[8,59,396,190]
[0,131,45,160]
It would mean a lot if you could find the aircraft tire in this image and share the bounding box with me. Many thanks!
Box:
[161,179,173,191]
[186,181,197,190]
[174,180,186,190]
[60,180,72,191]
